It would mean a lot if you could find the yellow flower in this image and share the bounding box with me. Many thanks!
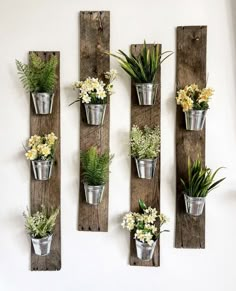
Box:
[46,132,58,145]
[181,96,193,112]
[28,135,41,147]
[25,149,38,160]
[176,89,187,105]
[198,87,214,103]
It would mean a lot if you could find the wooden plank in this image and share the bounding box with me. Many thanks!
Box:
[175,26,207,248]
[78,11,110,232]
[130,44,161,267]
[30,51,61,270]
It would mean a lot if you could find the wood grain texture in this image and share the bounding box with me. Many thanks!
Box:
[130,44,161,267]
[30,51,61,270]
[78,11,110,232]
[175,26,207,249]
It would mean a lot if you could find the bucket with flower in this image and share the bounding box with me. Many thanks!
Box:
[176,84,214,131]
[25,132,58,180]
[122,199,169,261]
[71,70,117,126]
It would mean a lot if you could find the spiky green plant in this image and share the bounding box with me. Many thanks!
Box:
[108,41,173,83]
[23,205,59,239]
[80,147,114,186]
[16,52,58,93]
[181,158,225,198]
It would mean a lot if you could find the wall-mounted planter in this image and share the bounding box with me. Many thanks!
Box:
[78,11,110,232]
[31,160,53,181]
[135,239,157,261]
[184,193,205,216]
[130,44,161,267]
[32,93,54,115]
[29,51,61,270]
[135,157,157,179]
[31,234,53,256]
[84,183,105,205]
[135,83,158,105]
[184,110,207,131]
[84,104,106,126]
[175,26,207,249]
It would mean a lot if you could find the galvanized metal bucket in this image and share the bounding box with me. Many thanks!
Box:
[84,183,105,205]
[184,110,207,131]
[184,193,205,216]
[135,158,157,179]
[135,83,158,105]
[84,104,106,125]
[31,160,53,181]
[135,239,157,261]
[31,234,53,256]
[31,93,54,115]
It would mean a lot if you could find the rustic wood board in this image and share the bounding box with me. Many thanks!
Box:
[78,11,110,232]
[175,26,207,248]
[30,51,61,270]
[130,44,161,267]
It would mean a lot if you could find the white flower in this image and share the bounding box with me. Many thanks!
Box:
[105,69,117,82]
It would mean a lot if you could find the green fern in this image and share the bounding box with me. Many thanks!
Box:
[80,147,114,185]
[16,52,58,93]
[23,205,59,239]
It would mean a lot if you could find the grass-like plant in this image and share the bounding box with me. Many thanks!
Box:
[80,146,114,186]
[16,52,58,93]
[181,158,225,198]
[108,41,173,83]
[23,205,59,239]
[130,125,161,159]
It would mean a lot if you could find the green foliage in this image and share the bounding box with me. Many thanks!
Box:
[139,199,147,211]
[181,157,225,198]
[130,125,161,159]
[108,40,173,83]
[16,52,58,93]
[80,146,114,186]
[23,205,59,239]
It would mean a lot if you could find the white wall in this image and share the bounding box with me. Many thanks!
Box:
[0,0,235,290]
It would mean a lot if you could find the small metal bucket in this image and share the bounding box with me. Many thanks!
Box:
[31,160,53,181]
[184,193,205,216]
[31,234,53,256]
[135,83,158,105]
[184,110,207,131]
[84,183,105,205]
[135,158,157,179]
[32,93,54,114]
[84,104,106,125]
[135,239,157,261]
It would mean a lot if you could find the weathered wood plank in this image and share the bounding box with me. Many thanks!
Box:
[78,11,110,232]
[30,51,61,270]
[130,44,161,267]
[175,26,207,249]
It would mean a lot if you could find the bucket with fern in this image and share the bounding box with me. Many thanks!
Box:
[25,133,58,181]
[130,125,160,179]
[16,52,58,114]
[80,147,114,205]
[108,40,173,105]
[176,84,214,131]
[181,157,225,216]
[23,205,59,256]
[71,70,117,125]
